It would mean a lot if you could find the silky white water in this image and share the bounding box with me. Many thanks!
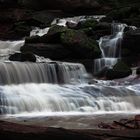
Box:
[0,83,140,115]
[94,23,127,73]
[0,16,139,117]
[0,62,87,84]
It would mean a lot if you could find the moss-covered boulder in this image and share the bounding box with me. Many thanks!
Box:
[25,25,67,44]
[42,25,67,43]
[77,19,98,29]
[106,61,132,79]
[61,29,101,59]
[77,22,111,40]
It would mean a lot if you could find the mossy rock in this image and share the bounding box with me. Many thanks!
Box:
[44,25,67,43]
[77,19,98,29]
[61,29,101,59]
[47,25,67,36]
[106,61,132,79]
[102,5,140,27]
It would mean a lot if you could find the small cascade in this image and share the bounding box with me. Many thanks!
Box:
[94,23,127,74]
[51,15,105,27]
[30,27,50,37]
[0,40,25,61]
[0,62,87,85]
[0,83,140,115]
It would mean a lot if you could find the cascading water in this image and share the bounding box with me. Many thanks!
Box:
[94,23,127,74]
[0,62,87,84]
[0,16,140,117]
[0,83,140,115]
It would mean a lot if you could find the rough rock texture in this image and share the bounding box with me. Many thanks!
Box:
[61,29,101,59]
[106,61,132,80]
[0,121,140,140]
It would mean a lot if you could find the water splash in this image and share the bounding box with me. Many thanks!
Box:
[30,27,50,37]
[0,83,140,115]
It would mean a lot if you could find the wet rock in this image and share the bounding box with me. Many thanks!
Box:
[61,29,101,59]
[90,22,112,40]
[26,25,67,44]
[101,5,140,27]
[46,25,67,43]
[94,67,110,78]
[31,10,67,27]
[9,52,36,62]
[122,28,140,55]
[66,21,77,29]
[77,19,98,29]
[21,44,72,60]
[106,61,132,80]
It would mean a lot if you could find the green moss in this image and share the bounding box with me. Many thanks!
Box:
[113,61,131,72]
[78,19,97,29]
[48,25,67,35]
[61,29,101,58]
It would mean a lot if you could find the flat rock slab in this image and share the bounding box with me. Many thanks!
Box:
[0,121,140,140]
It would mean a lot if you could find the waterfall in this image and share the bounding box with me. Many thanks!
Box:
[0,40,25,61]
[0,83,140,115]
[94,23,127,74]
[0,16,140,117]
[0,62,87,85]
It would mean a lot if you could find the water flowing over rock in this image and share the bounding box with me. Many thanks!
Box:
[0,62,87,85]
[0,83,140,115]
[94,23,127,74]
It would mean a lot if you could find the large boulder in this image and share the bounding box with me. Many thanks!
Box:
[9,52,36,62]
[20,44,73,60]
[101,5,140,27]
[121,28,140,67]
[77,19,98,29]
[106,61,132,80]
[61,29,101,59]
[89,22,112,40]
[122,28,140,55]
[95,61,132,79]
[26,25,67,44]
